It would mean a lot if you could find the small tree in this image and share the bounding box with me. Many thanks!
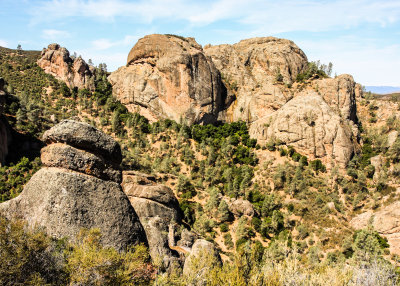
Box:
[218,200,230,222]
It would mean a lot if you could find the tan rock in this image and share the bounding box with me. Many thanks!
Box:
[38,43,95,90]
[370,155,383,181]
[312,74,358,122]
[205,37,308,123]
[387,130,398,148]
[351,201,400,255]
[109,34,228,125]
[122,171,181,267]
[227,198,255,217]
[249,92,355,166]
[183,239,221,277]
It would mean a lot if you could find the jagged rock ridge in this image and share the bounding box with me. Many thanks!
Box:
[38,44,95,90]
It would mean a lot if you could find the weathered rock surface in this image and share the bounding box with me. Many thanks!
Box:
[351,200,400,255]
[38,43,95,90]
[205,37,308,123]
[110,34,360,166]
[227,198,255,217]
[109,34,229,124]
[122,171,181,266]
[312,74,358,122]
[0,120,146,250]
[249,92,356,166]
[41,143,121,183]
[183,239,221,277]
[370,154,383,181]
[42,119,122,163]
[388,130,399,148]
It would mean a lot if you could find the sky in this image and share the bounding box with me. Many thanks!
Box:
[0,0,399,86]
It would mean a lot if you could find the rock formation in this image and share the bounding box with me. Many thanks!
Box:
[183,239,221,277]
[122,171,182,266]
[108,34,230,124]
[351,200,400,255]
[249,92,356,167]
[38,44,95,90]
[0,78,10,165]
[312,74,358,122]
[227,198,255,217]
[204,37,308,123]
[110,34,360,166]
[0,120,146,250]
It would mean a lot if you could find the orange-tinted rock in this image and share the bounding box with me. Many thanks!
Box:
[38,43,95,90]
[109,34,230,124]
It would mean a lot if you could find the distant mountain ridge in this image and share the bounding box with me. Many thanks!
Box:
[365,86,400,94]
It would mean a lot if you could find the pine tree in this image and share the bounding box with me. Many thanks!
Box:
[218,200,230,222]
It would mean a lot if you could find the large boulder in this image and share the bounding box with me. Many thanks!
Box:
[227,198,255,217]
[122,171,182,266]
[351,200,400,255]
[108,34,229,124]
[205,37,308,123]
[249,92,356,167]
[41,143,122,183]
[42,119,122,163]
[0,120,146,251]
[38,44,95,90]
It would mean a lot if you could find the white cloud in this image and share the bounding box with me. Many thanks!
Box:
[42,29,70,39]
[0,39,8,47]
[92,35,140,50]
[32,0,400,31]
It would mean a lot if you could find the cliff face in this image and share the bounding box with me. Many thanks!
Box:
[205,37,308,123]
[110,35,360,166]
[38,44,95,90]
[108,34,231,125]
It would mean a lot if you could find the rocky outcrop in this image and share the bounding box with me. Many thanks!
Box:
[183,239,221,277]
[122,171,182,266]
[38,44,95,90]
[249,92,356,167]
[204,38,358,166]
[109,34,229,124]
[0,78,10,165]
[351,200,400,255]
[312,74,358,123]
[110,34,359,166]
[227,198,255,217]
[370,155,383,181]
[205,37,308,123]
[0,120,146,250]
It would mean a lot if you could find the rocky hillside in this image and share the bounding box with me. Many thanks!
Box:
[1,36,400,285]
[109,34,361,167]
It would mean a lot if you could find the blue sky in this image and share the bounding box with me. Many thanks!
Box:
[1,0,399,86]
